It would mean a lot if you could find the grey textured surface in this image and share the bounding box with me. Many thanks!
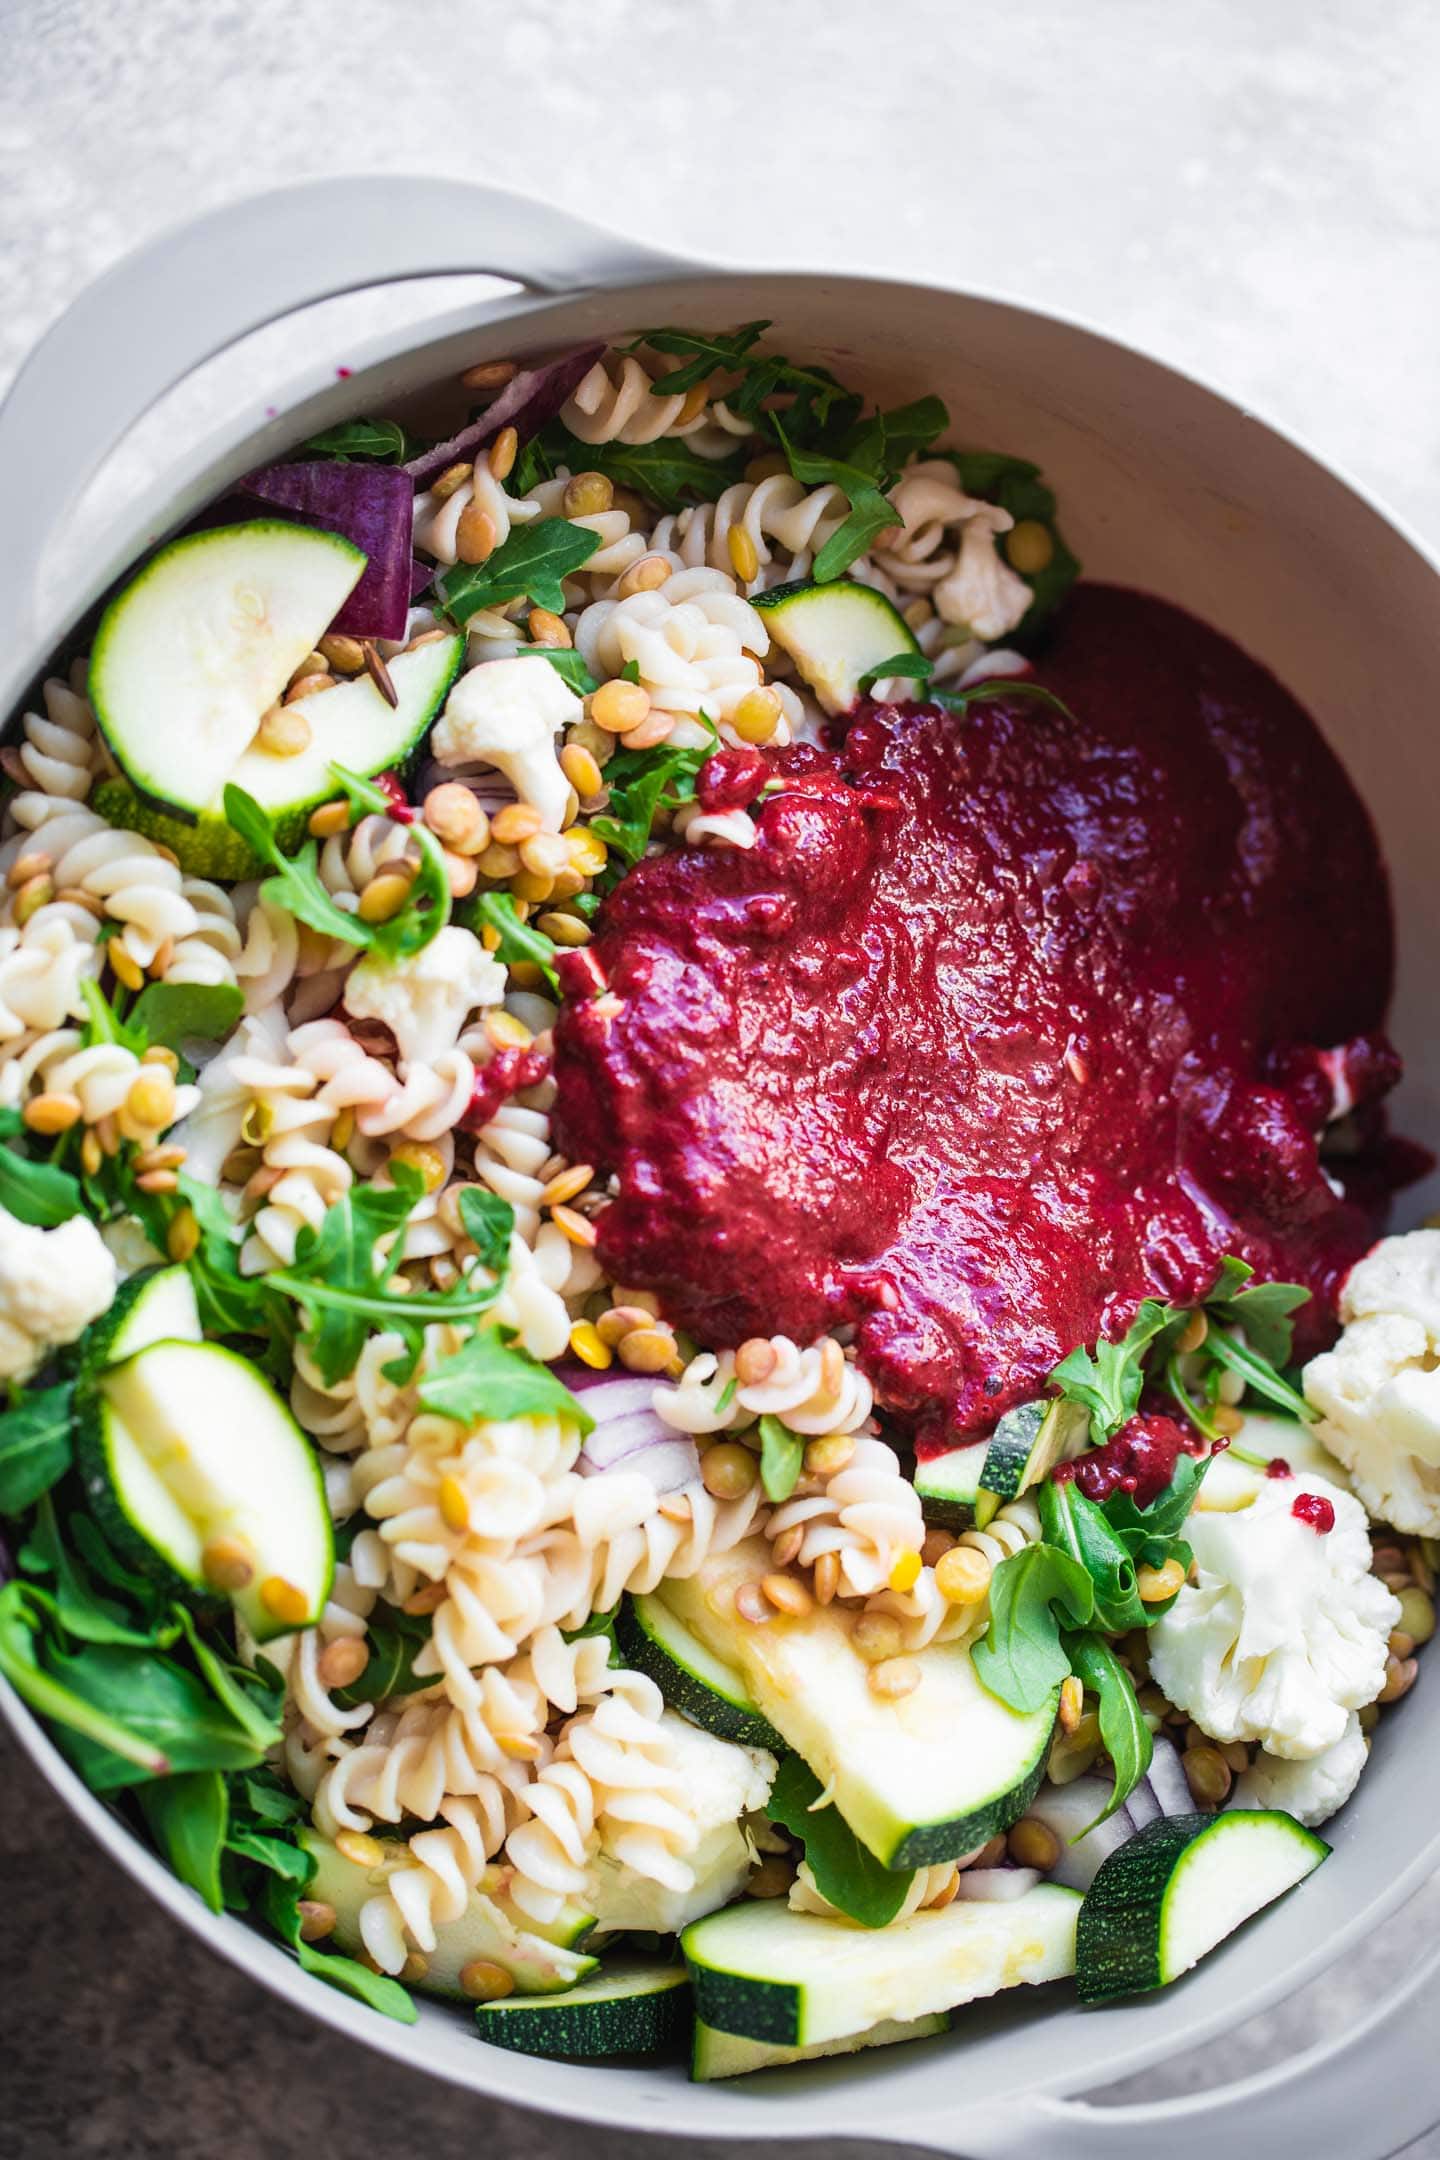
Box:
[3,0,1440,2153]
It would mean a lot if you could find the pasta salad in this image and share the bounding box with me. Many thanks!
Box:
[0,325,1431,2077]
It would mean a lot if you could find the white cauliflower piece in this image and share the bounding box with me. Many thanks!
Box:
[1232,1714,1368,1828]
[1148,1472,1398,1759]
[933,504,1034,641]
[0,1206,117,1381]
[431,654,580,832]
[344,925,504,1068]
[585,1712,775,1935]
[1304,1230,1440,1534]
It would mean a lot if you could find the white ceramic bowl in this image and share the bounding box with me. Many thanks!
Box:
[2,176,1438,2160]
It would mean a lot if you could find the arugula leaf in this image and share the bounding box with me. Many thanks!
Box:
[0,1583,172,1777]
[44,1636,270,1788]
[0,1126,84,1228]
[1038,1478,1145,1634]
[590,735,713,868]
[773,422,899,582]
[224,786,376,950]
[334,1603,433,1707]
[466,891,560,992]
[535,426,747,514]
[416,1329,594,1432]
[1048,1299,1173,1443]
[1099,1454,1209,1580]
[1062,1631,1152,1824]
[1206,1263,1311,1370]
[840,396,948,476]
[766,1755,915,1927]
[438,518,600,623]
[165,1172,276,1341]
[513,645,599,696]
[931,679,1075,722]
[302,417,413,463]
[268,1166,450,1385]
[857,651,933,695]
[0,1381,73,1511]
[22,1498,171,1649]
[1203,1325,1314,1422]
[262,1872,417,2023]
[138,1769,229,1912]
[127,982,244,1051]
[457,1186,515,1276]
[630,320,771,396]
[972,1543,1093,1713]
[234,1768,308,1829]
[326,764,452,961]
[758,1414,804,1503]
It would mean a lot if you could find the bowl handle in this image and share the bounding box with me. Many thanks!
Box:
[885,1931,1440,2160]
[0,174,688,707]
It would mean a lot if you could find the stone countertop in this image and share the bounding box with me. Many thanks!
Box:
[4,0,1439,2153]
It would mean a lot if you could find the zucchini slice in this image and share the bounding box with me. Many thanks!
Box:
[77,1338,333,1642]
[616,1593,785,1751]
[973,1398,1090,1529]
[90,522,366,819]
[683,1884,1080,2048]
[80,1264,201,1374]
[752,578,922,715]
[299,1830,598,1999]
[91,631,462,877]
[476,1960,690,2058]
[657,1537,1056,1869]
[692,2010,949,2082]
[914,1439,990,1527]
[1075,1809,1329,2003]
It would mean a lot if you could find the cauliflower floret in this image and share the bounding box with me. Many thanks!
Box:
[344,925,505,1068]
[1148,1472,1398,1759]
[430,654,580,832]
[1304,1230,1440,1535]
[585,1712,775,1935]
[932,504,1034,641]
[1232,1713,1368,1828]
[0,1206,117,1381]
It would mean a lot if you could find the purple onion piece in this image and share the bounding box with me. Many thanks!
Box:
[238,461,415,640]
[953,1867,1041,1902]
[403,344,606,485]
[1142,1733,1194,1817]
[578,1437,700,1495]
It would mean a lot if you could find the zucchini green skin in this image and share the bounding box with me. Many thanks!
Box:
[78,1265,199,1376]
[72,1381,199,1598]
[1075,1811,1330,2003]
[975,1398,1089,1528]
[887,1737,1049,1871]
[616,1596,786,1752]
[476,1964,690,2057]
[914,1440,989,1528]
[691,2011,949,2082]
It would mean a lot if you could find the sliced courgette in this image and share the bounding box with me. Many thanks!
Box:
[692,2010,949,2082]
[80,1264,201,1374]
[90,522,366,820]
[1075,1809,1329,2003]
[683,1884,1080,2048]
[914,1439,990,1527]
[752,578,922,715]
[617,1593,786,1751]
[973,1397,1089,1529]
[300,1830,598,1999]
[91,632,461,876]
[658,1537,1056,1869]
[77,1338,333,1641]
[476,1959,690,2057]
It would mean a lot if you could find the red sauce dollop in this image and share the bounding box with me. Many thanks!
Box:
[1292,1491,1336,1533]
[555,587,1406,1446]
[1052,1412,1201,1506]
[461,1045,550,1134]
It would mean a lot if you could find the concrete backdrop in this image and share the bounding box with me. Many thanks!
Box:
[3,1,1438,2154]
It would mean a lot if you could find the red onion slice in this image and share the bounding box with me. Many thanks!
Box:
[952,1867,1041,1902]
[404,344,605,485]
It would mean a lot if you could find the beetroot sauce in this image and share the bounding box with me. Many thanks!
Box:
[554,586,1405,1449]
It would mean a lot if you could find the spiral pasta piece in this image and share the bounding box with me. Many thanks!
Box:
[3,672,100,827]
[0,915,98,1046]
[560,353,720,447]
[649,475,849,590]
[413,457,543,566]
[766,1435,924,1599]
[573,570,784,744]
[0,806,201,971]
